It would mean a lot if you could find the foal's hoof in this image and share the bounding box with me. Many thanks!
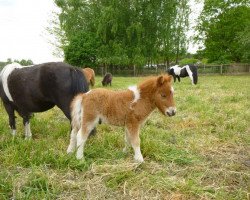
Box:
[134,156,144,163]
[67,146,75,154]
[76,152,84,160]
[123,147,128,153]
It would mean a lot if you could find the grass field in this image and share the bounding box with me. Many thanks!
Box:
[0,75,249,199]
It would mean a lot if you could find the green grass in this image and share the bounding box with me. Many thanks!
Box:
[0,75,249,199]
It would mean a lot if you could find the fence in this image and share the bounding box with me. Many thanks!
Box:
[94,63,250,76]
[1,63,249,76]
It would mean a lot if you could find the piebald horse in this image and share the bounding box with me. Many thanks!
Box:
[167,65,198,85]
[0,62,91,139]
[68,75,176,162]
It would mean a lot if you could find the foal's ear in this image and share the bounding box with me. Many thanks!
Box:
[157,75,164,86]
[165,75,172,82]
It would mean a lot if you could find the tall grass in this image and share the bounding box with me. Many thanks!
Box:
[0,75,249,199]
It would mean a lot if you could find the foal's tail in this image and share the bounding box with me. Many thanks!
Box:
[71,94,83,131]
[70,68,89,96]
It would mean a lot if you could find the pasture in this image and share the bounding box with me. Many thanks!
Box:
[0,75,249,199]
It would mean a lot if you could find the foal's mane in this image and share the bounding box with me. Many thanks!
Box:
[138,75,171,97]
[138,77,158,96]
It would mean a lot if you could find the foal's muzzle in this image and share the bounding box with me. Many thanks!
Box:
[166,107,176,117]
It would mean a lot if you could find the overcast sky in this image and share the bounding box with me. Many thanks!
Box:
[0,0,62,64]
[0,0,202,64]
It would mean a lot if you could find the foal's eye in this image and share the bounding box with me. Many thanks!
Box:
[161,93,167,98]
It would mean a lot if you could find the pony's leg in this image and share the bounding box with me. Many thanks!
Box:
[76,118,98,160]
[126,124,144,163]
[177,76,180,82]
[67,127,77,154]
[22,114,32,139]
[2,102,16,136]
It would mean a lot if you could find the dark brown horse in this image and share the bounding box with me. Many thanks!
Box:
[102,73,112,86]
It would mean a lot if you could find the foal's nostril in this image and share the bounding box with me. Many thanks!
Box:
[166,108,176,117]
[172,110,176,116]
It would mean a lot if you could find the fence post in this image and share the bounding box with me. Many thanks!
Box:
[220,65,223,75]
[133,65,136,77]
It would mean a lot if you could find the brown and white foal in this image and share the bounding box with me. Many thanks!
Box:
[67,75,176,162]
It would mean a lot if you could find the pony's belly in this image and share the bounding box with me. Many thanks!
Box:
[15,101,55,113]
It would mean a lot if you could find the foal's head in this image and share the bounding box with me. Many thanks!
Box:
[154,75,176,117]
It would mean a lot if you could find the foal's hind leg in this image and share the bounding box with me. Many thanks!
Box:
[67,128,77,154]
[2,102,16,136]
[76,118,99,160]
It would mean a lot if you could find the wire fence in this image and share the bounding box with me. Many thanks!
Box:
[1,63,249,76]
[94,63,250,76]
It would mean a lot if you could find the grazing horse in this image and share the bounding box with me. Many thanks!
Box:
[0,62,90,139]
[82,67,95,87]
[102,73,112,86]
[67,75,176,162]
[167,64,198,85]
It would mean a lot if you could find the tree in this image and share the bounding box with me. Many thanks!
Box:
[52,0,190,67]
[196,0,250,63]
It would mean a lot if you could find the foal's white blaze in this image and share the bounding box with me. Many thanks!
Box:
[0,63,22,102]
[171,86,174,94]
[128,86,140,104]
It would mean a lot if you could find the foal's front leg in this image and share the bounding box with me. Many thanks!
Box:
[126,124,144,163]
[123,128,130,153]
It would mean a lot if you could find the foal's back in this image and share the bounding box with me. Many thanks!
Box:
[82,88,134,125]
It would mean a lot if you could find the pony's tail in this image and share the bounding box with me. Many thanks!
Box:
[70,68,89,96]
[71,95,83,131]
[191,65,198,85]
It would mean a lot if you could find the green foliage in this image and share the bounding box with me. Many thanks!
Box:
[0,59,33,70]
[197,0,250,63]
[52,0,190,67]
[179,58,199,65]
[63,31,100,67]
[14,59,34,66]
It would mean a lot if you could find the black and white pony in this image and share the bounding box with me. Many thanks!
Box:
[167,65,198,85]
[0,62,91,139]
